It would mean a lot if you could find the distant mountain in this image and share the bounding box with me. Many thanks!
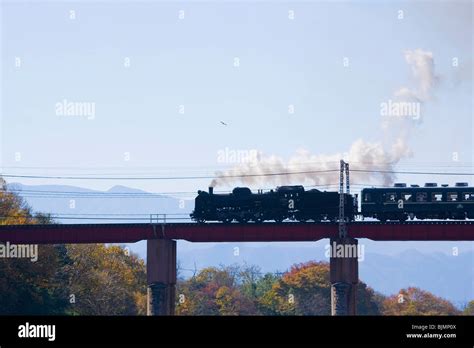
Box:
[10,183,474,306]
[106,185,152,194]
[360,249,473,307]
[9,183,193,223]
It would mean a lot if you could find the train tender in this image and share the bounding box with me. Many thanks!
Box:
[190,186,357,223]
[361,182,474,222]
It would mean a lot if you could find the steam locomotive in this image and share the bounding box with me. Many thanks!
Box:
[190,183,474,223]
[191,185,357,223]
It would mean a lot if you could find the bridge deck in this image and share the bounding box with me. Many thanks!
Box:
[0,221,474,243]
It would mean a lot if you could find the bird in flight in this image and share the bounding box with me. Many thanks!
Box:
[220,121,227,126]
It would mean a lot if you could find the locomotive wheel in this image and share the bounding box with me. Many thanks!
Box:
[254,213,264,223]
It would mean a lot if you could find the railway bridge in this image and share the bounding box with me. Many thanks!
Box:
[1,221,473,315]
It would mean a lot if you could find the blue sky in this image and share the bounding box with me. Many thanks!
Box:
[1,0,472,196]
[1,1,472,302]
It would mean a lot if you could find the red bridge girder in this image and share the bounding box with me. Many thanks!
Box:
[0,222,473,244]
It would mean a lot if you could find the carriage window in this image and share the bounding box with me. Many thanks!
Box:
[431,193,443,202]
[448,192,458,201]
[416,192,427,202]
[385,193,397,202]
[463,193,474,201]
[402,193,412,201]
[364,193,372,202]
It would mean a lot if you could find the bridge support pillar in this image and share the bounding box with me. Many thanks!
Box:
[329,237,358,315]
[147,239,176,315]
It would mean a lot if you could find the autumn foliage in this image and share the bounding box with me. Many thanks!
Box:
[1,177,472,315]
[382,287,461,315]
[176,261,381,315]
[0,178,147,315]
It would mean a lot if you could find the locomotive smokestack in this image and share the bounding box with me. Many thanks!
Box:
[209,187,214,195]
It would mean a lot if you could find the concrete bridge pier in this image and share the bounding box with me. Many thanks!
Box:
[147,239,176,315]
[330,237,359,315]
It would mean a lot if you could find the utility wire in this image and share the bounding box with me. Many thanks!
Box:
[0,182,454,199]
[2,160,473,170]
[0,169,338,180]
[1,168,473,181]
[351,169,474,176]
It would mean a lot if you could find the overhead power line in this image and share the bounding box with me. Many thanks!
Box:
[1,183,389,199]
[2,181,467,200]
[0,169,338,180]
[351,169,474,176]
[2,160,473,171]
[1,168,473,181]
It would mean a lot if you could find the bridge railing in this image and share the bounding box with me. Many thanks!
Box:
[149,214,167,224]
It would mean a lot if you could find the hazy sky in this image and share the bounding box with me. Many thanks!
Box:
[1,0,472,196]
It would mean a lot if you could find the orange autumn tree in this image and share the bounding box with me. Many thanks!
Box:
[0,178,51,225]
[382,287,460,315]
[254,261,381,315]
[176,265,256,315]
[0,177,68,314]
[177,262,382,316]
[66,244,147,315]
[0,177,148,315]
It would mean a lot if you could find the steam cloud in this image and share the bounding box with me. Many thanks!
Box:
[212,49,438,188]
[211,138,412,187]
[382,49,439,135]
[394,49,439,103]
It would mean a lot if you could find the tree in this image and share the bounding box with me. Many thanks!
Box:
[0,178,43,225]
[253,273,280,315]
[0,178,148,315]
[0,178,69,314]
[176,265,256,315]
[463,300,474,315]
[259,261,381,315]
[382,287,461,315]
[357,282,383,315]
[66,244,147,315]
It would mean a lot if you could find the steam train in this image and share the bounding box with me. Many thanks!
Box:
[190,183,474,223]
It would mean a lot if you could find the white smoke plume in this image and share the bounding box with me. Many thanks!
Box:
[212,49,438,189]
[394,49,439,103]
[211,138,412,188]
[382,49,439,136]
